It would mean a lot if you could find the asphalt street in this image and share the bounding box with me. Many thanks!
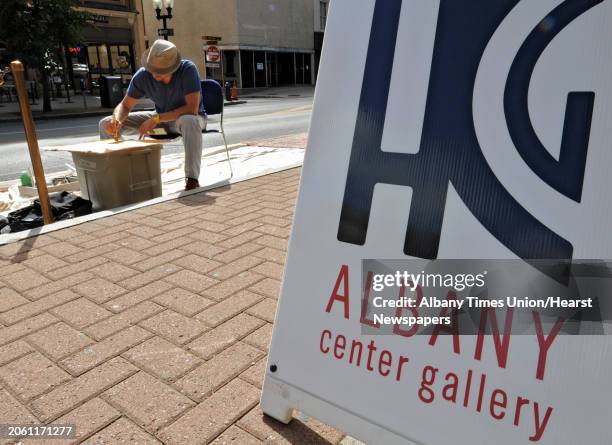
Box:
[0,95,313,182]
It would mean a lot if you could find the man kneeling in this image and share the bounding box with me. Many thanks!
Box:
[99,40,207,191]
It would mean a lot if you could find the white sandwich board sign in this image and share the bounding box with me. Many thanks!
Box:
[262,0,612,444]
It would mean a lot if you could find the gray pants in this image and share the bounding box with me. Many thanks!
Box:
[99,111,207,180]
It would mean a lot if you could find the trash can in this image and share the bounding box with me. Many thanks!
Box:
[72,145,162,211]
[99,75,123,108]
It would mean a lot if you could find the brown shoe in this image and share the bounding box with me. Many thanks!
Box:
[185,178,200,191]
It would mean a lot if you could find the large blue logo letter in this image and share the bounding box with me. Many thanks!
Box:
[338,0,600,264]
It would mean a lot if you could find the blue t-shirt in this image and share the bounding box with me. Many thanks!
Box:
[127,60,206,116]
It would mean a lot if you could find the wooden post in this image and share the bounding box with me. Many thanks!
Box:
[10,60,54,224]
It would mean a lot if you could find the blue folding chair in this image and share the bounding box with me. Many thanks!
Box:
[200,79,233,177]
[152,79,233,177]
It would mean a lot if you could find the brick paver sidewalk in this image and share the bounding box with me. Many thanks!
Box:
[0,168,344,444]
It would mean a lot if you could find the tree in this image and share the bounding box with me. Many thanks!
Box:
[0,0,90,112]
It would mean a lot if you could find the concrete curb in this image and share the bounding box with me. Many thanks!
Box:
[223,100,247,106]
[241,95,283,99]
[239,95,313,99]
[240,95,314,100]
[0,101,247,124]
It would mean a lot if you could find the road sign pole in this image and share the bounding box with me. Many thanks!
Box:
[10,60,54,225]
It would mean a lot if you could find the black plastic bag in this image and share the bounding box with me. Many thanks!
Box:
[0,216,9,234]
[4,192,92,234]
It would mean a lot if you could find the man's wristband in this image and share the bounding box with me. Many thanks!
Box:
[151,113,161,124]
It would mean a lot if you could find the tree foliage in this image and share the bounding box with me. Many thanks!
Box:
[0,0,91,111]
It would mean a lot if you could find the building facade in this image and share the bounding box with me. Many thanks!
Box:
[313,0,329,82]
[69,0,146,90]
[141,0,316,88]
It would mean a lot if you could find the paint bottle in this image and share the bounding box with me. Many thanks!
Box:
[20,172,32,187]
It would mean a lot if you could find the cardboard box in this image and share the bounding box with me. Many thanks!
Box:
[45,140,163,211]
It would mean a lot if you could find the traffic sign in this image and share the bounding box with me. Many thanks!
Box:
[261,0,612,444]
[157,28,174,37]
[206,46,220,63]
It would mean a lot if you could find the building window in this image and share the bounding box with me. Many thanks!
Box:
[224,51,236,76]
[320,1,328,30]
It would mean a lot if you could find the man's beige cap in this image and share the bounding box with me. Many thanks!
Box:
[142,39,181,76]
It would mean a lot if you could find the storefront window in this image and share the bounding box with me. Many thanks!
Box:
[320,1,328,30]
[225,51,236,77]
[110,46,120,73]
[240,51,254,88]
[84,44,134,90]
[88,46,99,73]
[117,45,133,86]
[118,46,131,71]
[98,45,109,73]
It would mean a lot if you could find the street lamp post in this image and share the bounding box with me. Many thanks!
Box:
[153,0,174,40]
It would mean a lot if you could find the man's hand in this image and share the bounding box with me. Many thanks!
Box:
[138,118,158,140]
[104,96,138,141]
[103,114,122,139]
